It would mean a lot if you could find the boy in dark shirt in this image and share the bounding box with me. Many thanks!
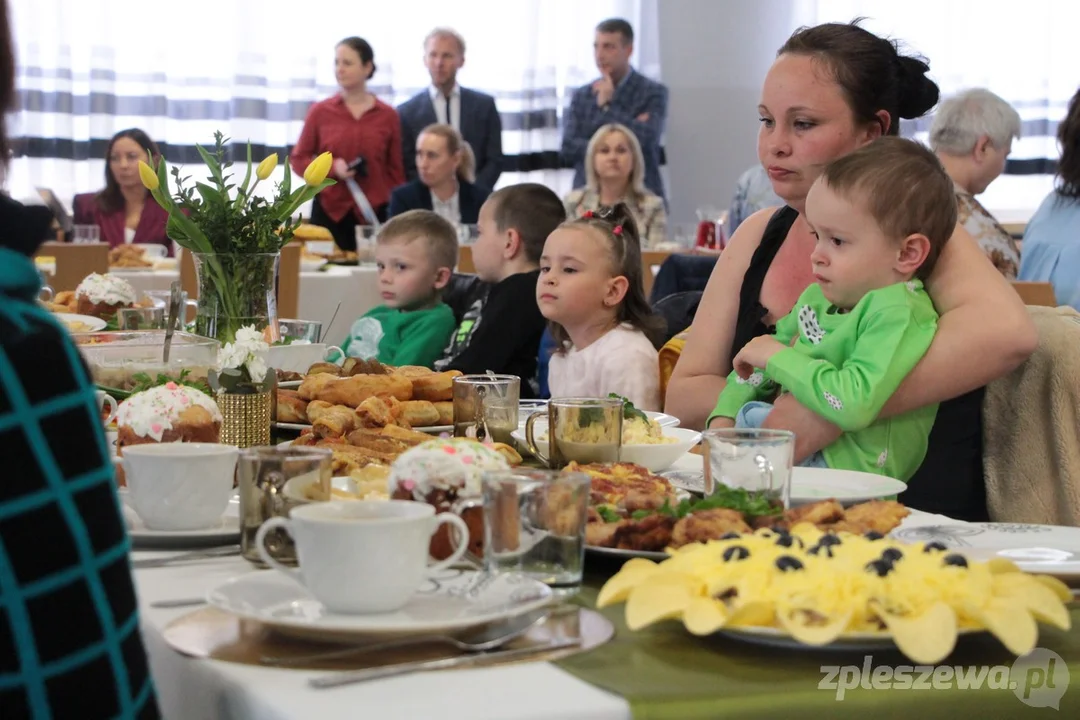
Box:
[435,184,566,397]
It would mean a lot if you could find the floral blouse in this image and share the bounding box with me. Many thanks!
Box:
[955,186,1021,279]
[564,188,668,249]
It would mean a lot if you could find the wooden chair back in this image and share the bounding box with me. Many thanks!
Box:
[277,242,301,319]
[35,241,109,292]
[457,246,475,274]
[1012,281,1057,307]
[640,251,671,298]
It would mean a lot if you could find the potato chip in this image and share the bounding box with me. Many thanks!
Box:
[1032,573,1074,603]
[967,598,1038,656]
[871,601,957,665]
[991,574,1071,630]
[775,603,853,646]
[625,573,701,630]
[596,559,660,608]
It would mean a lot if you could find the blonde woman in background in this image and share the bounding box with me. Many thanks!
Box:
[564,123,667,248]
[389,123,490,224]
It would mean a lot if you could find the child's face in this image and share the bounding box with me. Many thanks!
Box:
[537,226,626,328]
[804,180,912,309]
[374,237,445,310]
[471,199,507,282]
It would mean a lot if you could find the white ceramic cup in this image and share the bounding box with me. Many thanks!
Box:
[262,343,343,374]
[96,390,118,427]
[121,443,239,531]
[255,500,469,614]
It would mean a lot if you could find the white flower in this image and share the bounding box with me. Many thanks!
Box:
[234,325,264,347]
[246,355,268,384]
[217,341,248,371]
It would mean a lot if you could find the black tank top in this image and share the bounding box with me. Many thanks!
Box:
[729,207,988,522]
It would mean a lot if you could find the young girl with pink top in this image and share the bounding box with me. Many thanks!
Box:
[538,204,665,410]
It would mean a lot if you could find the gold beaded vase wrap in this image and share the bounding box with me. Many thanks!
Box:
[217,391,272,448]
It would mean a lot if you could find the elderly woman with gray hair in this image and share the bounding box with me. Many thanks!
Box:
[930,88,1023,277]
[563,123,667,247]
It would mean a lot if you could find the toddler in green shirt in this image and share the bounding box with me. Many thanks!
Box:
[710,138,959,481]
[340,210,458,367]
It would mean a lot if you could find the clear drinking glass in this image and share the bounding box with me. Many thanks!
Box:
[456,223,480,246]
[452,374,520,446]
[278,318,323,343]
[72,224,100,244]
[702,428,795,508]
[481,469,591,597]
[117,306,165,331]
[355,225,378,265]
[525,397,623,468]
[237,445,333,567]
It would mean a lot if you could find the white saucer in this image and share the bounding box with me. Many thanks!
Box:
[55,313,107,332]
[661,458,906,506]
[207,568,554,640]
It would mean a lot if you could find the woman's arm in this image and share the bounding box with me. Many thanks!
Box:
[880,222,1036,415]
[762,223,1038,459]
[663,207,775,429]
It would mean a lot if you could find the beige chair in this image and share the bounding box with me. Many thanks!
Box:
[983,305,1080,525]
[1012,281,1056,307]
[35,241,109,292]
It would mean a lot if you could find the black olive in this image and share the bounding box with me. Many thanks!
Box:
[722,545,750,562]
[864,531,885,541]
[923,542,948,553]
[880,548,904,563]
[770,526,789,535]
[720,532,742,540]
[807,543,834,558]
[775,556,804,572]
[865,559,893,577]
[818,533,842,547]
[775,534,804,549]
[943,554,968,568]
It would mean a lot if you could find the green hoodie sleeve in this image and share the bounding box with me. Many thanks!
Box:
[765,302,935,432]
[706,290,801,424]
[380,304,456,368]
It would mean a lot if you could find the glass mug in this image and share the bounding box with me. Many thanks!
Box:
[278,318,323,343]
[455,469,591,597]
[452,374,520,445]
[525,397,622,468]
[117,306,165,331]
[702,428,795,509]
[237,446,333,567]
[72,224,100,244]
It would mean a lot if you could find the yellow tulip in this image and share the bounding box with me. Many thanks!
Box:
[303,152,333,186]
[138,160,160,191]
[256,153,278,180]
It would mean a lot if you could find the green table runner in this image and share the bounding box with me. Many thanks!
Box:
[555,565,1079,719]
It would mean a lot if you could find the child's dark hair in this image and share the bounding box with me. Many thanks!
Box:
[550,202,665,351]
[820,137,956,279]
[487,183,566,264]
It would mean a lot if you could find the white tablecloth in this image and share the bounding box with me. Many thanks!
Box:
[134,557,627,720]
[110,266,380,342]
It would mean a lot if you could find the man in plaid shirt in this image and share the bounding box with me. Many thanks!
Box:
[0,3,159,716]
[560,18,669,201]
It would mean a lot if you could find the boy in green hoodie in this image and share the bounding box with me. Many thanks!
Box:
[340,210,457,367]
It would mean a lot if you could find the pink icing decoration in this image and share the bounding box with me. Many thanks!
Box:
[165,382,178,390]
[462,456,474,465]
[402,480,416,491]
[151,423,163,435]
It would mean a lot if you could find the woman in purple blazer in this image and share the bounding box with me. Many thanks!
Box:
[72,128,172,255]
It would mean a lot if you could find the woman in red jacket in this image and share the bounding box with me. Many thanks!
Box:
[72,128,172,255]
[291,36,405,251]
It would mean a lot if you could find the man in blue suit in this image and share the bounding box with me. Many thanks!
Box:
[561,18,668,201]
[398,28,504,191]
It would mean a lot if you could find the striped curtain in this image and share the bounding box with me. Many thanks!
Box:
[6,0,661,209]
[814,0,1080,212]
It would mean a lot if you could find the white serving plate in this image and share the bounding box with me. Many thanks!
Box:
[55,313,108,332]
[206,569,553,641]
[662,460,907,506]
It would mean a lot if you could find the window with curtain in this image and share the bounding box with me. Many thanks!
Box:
[6,0,661,208]
[814,0,1080,214]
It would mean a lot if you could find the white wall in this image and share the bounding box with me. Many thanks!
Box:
[658,0,816,224]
